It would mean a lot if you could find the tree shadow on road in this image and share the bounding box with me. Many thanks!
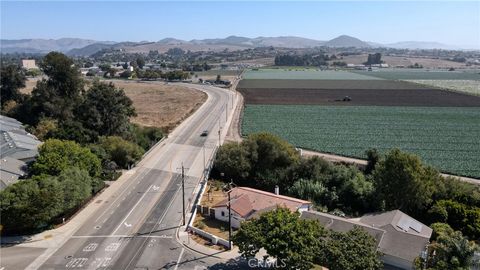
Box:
[207,258,251,269]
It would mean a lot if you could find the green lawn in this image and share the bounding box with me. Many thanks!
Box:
[243,69,382,80]
[242,105,480,178]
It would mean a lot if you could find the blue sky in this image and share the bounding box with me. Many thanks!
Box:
[1,1,479,48]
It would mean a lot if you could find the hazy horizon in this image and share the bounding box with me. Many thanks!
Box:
[1,1,479,49]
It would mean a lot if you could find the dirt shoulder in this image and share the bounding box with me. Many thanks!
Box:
[225,73,244,142]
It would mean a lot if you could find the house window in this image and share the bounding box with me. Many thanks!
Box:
[221,211,225,217]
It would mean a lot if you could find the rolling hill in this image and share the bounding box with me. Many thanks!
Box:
[324,35,371,48]
[0,38,115,54]
[1,35,467,56]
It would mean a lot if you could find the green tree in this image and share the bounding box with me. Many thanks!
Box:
[77,81,136,137]
[243,133,300,189]
[337,168,374,214]
[0,176,64,234]
[31,139,101,178]
[120,70,132,78]
[365,148,380,174]
[29,52,84,123]
[32,118,58,140]
[318,227,383,270]
[286,156,333,184]
[288,179,327,203]
[0,65,26,107]
[365,53,382,65]
[99,136,144,169]
[98,64,111,71]
[136,57,145,69]
[214,142,251,181]
[232,207,326,270]
[127,124,164,150]
[47,119,99,144]
[56,168,94,212]
[26,68,41,77]
[428,200,480,240]
[425,223,479,270]
[373,149,438,213]
[84,62,94,68]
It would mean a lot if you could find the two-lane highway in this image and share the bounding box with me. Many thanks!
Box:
[37,83,236,270]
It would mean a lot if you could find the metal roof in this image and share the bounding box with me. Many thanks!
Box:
[0,157,27,190]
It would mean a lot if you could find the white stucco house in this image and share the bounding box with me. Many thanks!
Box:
[212,186,311,228]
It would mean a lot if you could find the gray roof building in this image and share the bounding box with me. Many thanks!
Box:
[0,115,25,133]
[0,157,27,190]
[0,131,40,162]
[0,115,42,190]
[301,210,432,270]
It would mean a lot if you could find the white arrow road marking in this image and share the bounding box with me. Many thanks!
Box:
[124,222,132,227]
[152,185,160,191]
[111,185,153,235]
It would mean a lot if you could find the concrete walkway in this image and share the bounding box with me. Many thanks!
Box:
[176,225,241,260]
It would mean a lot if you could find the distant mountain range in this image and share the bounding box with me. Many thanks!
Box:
[0,38,116,54]
[0,35,469,56]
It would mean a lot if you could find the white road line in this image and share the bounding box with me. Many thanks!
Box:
[71,235,172,239]
[72,235,129,238]
[173,248,185,270]
[111,185,153,235]
[122,178,183,270]
[94,169,148,223]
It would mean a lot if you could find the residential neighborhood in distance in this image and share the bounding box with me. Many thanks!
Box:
[1,1,479,270]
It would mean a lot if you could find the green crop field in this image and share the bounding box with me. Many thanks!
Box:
[352,70,480,80]
[242,105,480,178]
[243,69,382,80]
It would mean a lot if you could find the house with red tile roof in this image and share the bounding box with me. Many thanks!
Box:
[212,186,311,228]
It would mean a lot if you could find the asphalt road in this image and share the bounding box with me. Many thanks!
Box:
[38,83,236,270]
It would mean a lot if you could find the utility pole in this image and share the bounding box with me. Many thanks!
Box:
[203,145,206,173]
[180,163,186,226]
[218,117,222,146]
[228,190,232,250]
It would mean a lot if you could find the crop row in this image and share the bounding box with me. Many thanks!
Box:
[242,105,480,178]
[352,70,480,80]
[407,80,480,96]
[242,69,382,80]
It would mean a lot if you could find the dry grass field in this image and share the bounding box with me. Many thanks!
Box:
[105,80,207,130]
[20,78,207,131]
